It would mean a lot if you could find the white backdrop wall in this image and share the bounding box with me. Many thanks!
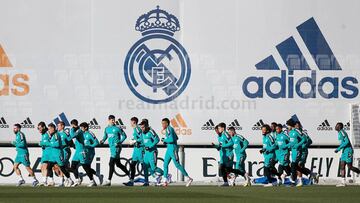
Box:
[0,148,359,183]
[1,0,360,146]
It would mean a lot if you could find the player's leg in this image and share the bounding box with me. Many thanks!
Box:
[105,157,116,186]
[337,161,347,187]
[219,164,229,186]
[162,149,171,183]
[13,161,25,186]
[115,157,130,176]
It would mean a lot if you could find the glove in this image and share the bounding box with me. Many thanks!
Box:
[334,149,339,153]
[259,149,264,154]
[100,140,104,145]
[145,147,150,151]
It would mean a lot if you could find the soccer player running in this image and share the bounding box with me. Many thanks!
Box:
[101,115,130,186]
[12,123,39,187]
[295,121,319,185]
[160,118,193,187]
[286,119,306,187]
[335,122,360,187]
[274,123,291,185]
[124,117,144,186]
[56,121,73,186]
[80,122,100,187]
[211,123,234,187]
[38,121,52,186]
[47,123,74,187]
[139,119,164,186]
[260,124,278,187]
[68,119,84,186]
[227,126,251,186]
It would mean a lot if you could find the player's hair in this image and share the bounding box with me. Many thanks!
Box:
[80,122,89,130]
[14,123,21,129]
[214,125,219,130]
[108,115,115,120]
[139,120,149,127]
[71,119,78,126]
[141,119,149,126]
[38,121,48,133]
[218,122,226,129]
[48,123,56,130]
[276,124,283,129]
[286,119,296,127]
[162,118,170,125]
[58,121,65,126]
[228,126,235,132]
[130,117,138,124]
[262,124,271,134]
[336,122,344,130]
[295,121,302,127]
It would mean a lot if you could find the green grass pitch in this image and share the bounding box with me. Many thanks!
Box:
[0,186,359,203]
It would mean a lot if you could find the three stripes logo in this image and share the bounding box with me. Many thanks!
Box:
[20,117,35,128]
[228,119,243,130]
[0,44,30,96]
[201,119,216,130]
[115,118,126,129]
[167,113,191,136]
[0,117,9,128]
[88,118,101,129]
[317,119,333,131]
[243,17,358,99]
[252,119,265,131]
[344,121,350,131]
[53,112,70,127]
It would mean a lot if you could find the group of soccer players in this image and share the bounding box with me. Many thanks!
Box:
[11,115,193,187]
[11,115,360,187]
[212,119,360,187]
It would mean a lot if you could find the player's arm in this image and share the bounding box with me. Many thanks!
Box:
[295,133,306,149]
[148,131,160,148]
[162,127,176,144]
[88,132,99,148]
[14,133,26,148]
[239,137,249,153]
[336,131,350,152]
[221,136,234,148]
[119,128,127,143]
[100,128,108,144]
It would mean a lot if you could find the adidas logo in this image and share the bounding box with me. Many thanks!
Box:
[0,44,30,96]
[20,117,35,128]
[53,112,70,127]
[252,119,265,130]
[115,118,126,129]
[317,119,333,131]
[0,117,9,128]
[88,118,101,129]
[168,113,191,136]
[344,121,350,131]
[228,119,242,130]
[201,119,216,130]
[243,17,358,99]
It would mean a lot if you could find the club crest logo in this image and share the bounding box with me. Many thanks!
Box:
[124,6,191,104]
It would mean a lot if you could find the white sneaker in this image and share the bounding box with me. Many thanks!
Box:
[71,180,80,187]
[186,177,193,187]
[66,179,74,187]
[32,180,39,187]
[16,179,25,187]
[87,180,97,187]
[244,174,251,187]
[47,181,55,187]
[336,183,346,187]
[228,173,236,186]
[281,174,286,185]
[102,180,111,186]
[264,183,273,187]
[296,180,303,187]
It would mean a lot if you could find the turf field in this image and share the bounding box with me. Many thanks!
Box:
[0,186,359,203]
